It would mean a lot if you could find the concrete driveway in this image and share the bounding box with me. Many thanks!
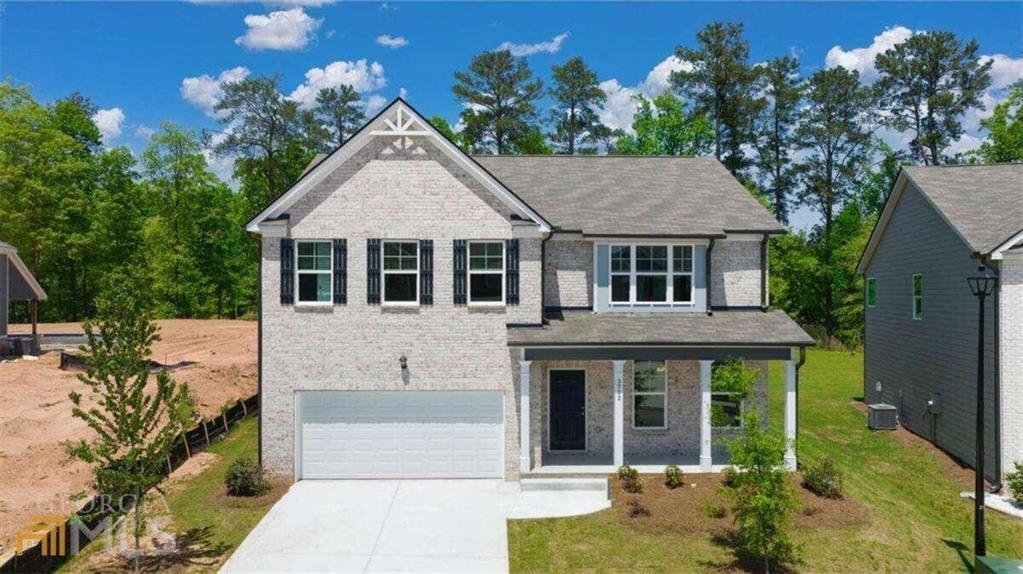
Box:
[220,480,515,573]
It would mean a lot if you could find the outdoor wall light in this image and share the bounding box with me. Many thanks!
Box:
[399,354,408,372]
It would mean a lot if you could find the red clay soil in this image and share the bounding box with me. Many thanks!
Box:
[609,473,868,535]
[0,320,256,556]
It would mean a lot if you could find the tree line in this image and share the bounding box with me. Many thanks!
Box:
[1,22,1020,345]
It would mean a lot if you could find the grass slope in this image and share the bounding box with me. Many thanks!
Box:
[509,350,1023,573]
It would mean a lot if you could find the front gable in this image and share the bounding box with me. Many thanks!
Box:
[247,99,550,236]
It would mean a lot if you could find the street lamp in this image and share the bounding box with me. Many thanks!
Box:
[967,266,997,557]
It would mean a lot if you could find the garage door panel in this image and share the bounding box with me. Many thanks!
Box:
[298,391,504,479]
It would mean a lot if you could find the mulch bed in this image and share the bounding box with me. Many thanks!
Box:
[609,472,868,535]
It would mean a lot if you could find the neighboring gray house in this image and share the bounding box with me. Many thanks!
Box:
[858,164,1023,482]
[246,99,814,482]
[0,240,47,355]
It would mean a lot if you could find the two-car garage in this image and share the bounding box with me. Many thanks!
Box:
[295,391,505,479]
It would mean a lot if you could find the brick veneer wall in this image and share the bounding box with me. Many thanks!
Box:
[1000,251,1023,477]
[544,240,593,309]
[712,240,763,308]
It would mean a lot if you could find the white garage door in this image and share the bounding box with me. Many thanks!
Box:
[297,391,504,479]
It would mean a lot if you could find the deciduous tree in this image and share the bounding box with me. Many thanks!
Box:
[973,83,1023,163]
[614,93,713,156]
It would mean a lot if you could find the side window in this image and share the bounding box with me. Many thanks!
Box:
[912,274,923,320]
[867,277,877,307]
[672,245,694,303]
[610,245,631,303]
[296,241,332,304]
[383,241,419,304]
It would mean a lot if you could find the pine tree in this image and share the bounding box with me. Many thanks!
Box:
[452,50,543,154]
[548,57,607,154]
[753,57,803,225]
[314,85,366,147]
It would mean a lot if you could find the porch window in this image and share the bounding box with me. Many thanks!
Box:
[609,244,696,305]
[633,360,666,428]
[296,241,332,303]
[711,392,743,428]
[468,241,504,304]
[383,241,418,304]
[912,274,922,320]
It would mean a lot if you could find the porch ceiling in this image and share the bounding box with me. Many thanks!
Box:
[507,309,815,349]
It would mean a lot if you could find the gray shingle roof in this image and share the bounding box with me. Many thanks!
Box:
[472,156,785,237]
[507,309,814,347]
[904,164,1023,254]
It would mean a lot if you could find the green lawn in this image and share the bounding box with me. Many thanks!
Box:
[509,350,1023,573]
[59,417,283,572]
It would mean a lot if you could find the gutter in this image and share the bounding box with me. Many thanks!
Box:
[539,229,554,325]
[760,234,769,311]
[705,239,715,316]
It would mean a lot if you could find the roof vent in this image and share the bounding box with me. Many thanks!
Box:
[867,403,898,430]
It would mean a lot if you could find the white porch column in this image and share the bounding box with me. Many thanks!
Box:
[612,360,625,467]
[519,360,532,473]
[784,357,798,471]
[699,360,713,472]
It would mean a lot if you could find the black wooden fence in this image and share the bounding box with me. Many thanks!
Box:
[0,395,259,573]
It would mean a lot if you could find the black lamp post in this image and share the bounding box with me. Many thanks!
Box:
[966,266,997,557]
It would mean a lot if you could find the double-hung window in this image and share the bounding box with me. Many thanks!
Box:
[468,241,504,304]
[296,241,332,304]
[382,241,418,304]
[912,274,923,319]
[633,360,667,428]
[609,244,695,305]
[711,393,743,428]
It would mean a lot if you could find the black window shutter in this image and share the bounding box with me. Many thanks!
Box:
[453,239,467,305]
[367,238,381,305]
[280,238,294,305]
[333,239,347,305]
[506,239,520,305]
[419,240,433,305]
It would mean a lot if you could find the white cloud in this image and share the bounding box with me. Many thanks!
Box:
[598,55,693,132]
[496,32,568,57]
[364,94,388,115]
[235,8,322,51]
[375,34,407,49]
[983,53,1023,91]
[399,87,408,99]
[134,125,156,140]
[189,0,337,5]
[825,25,914,83]
[289,59,388,107]
[92,108,125,143]
[180,66,251,117]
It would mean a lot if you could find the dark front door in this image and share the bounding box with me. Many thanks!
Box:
[550,370,586,450]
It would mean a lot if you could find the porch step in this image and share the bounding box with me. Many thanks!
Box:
[520,478,608,496]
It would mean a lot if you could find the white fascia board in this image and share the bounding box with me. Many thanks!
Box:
[991,229,1023,260]
[246,99,550,234]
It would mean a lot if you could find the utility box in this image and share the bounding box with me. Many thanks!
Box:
[976,555,1023,574]
[868,403,898,430]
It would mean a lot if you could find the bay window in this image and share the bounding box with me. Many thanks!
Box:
[609,244,695,305]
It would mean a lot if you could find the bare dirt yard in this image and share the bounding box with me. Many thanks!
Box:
[0,320,256,556]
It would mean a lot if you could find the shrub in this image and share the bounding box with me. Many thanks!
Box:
[225,457,269,497]
[1006,462,1023,506]
[618,464,638,481]
[721,466,741,488]
[700,498,727,519]
[802,456,843,499]
[665,465,685,489]
[623,476,644,494]
[627,499,650,517]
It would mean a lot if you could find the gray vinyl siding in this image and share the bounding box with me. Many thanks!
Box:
[0,255,8,337]
[864,182,998,477]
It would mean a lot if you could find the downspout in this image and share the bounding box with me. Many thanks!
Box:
[539,229,554,324]
[705,238,716,316]
[796,346,807,455]
[257,239,263,467]
[981,254,1002,488]
[760,234,769,312]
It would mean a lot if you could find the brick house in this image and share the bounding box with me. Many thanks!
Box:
[858,164,1023,482]
[246,99,814,482]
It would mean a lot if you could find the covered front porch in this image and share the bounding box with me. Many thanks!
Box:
[508,310,814,476]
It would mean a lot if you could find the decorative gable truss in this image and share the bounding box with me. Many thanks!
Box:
[246,98,551,236]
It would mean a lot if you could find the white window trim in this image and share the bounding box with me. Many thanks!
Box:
[867,277,877,308]
[912,273,923,320]
[467,240,506,306]
[381,240,419,306]
[710,391,745,430]
[632,360,668,430]
[608,243,696,307]
[295,240,333,306]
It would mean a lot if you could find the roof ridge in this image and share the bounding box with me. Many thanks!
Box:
[471,154,713,159]
[905,162,1023,169]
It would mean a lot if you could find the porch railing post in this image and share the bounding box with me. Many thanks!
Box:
[700,360,713,472]
[519,359,532,474]
[784,355,798,471]
[612,360,625,467]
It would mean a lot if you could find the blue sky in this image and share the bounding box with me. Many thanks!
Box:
[3,1,1021,229]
